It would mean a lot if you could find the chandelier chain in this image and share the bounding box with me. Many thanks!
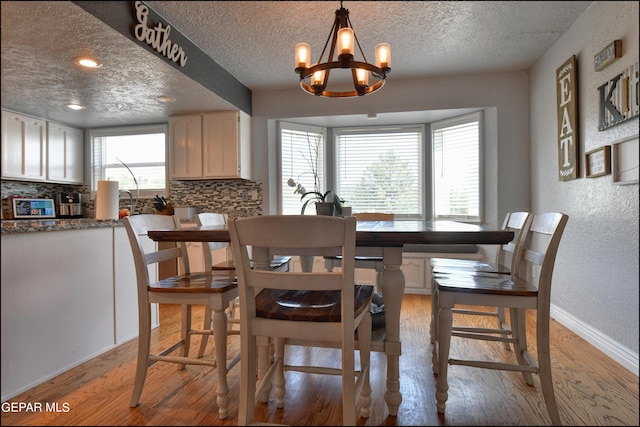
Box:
[317,17,339,64]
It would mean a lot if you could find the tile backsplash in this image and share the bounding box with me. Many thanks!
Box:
[1,179,262,220]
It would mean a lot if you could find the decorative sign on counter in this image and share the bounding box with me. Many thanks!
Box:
[556,55,579,181]
[594,40,622,72]
[597,62,639,130]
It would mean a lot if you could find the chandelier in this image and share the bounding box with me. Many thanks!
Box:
[294,1,391,98]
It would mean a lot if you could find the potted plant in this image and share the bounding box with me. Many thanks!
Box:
[299,190,344,216]
[285,132,345,216]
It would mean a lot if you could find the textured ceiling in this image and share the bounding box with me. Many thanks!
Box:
[1,1,593,128]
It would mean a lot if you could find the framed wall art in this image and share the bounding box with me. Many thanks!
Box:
[585,146,611,178]
[611,134,639,185]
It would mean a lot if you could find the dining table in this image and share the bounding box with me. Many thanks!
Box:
[147,218,514,417]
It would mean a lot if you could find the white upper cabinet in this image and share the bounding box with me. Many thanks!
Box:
[1,110,47,181]
[1,110,84,184]
[169,110,251,180]
[47,121,84,184]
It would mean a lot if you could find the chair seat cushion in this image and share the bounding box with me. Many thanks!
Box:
[256,285,374,322]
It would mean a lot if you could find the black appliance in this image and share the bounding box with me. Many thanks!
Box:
[56,193,83,218]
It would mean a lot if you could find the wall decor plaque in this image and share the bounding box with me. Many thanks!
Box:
[585,146,611,178]
[594,40,622,72]
[556,55,579,181]
[598,62,639,130]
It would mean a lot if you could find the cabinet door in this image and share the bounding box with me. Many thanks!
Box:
[47,122,84,183]
[1,110,47,181]
[169,114,202,179]
[401,254,426,293]
[202,111,239,178]
[202,111,251,179]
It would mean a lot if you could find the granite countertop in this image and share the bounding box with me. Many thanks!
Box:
[1,216,197,234]
[1,218,123,234]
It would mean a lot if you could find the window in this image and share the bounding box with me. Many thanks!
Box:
[91,124,168,199]
[279,123,325,215]
[278,112,481,221]
[335,126,423,217]
[432,112,481,222]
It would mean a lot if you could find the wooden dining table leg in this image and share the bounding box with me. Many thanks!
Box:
[379,246,405,416]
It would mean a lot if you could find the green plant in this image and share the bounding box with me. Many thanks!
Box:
[300,190,344,215]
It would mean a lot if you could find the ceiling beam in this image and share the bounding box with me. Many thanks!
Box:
[72,1,252,115]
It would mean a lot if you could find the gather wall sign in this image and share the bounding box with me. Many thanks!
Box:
[131,1,188,67]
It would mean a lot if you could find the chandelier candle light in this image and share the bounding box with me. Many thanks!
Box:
[295,1,391,98]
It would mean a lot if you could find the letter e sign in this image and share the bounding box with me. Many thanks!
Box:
[556,55,579,181]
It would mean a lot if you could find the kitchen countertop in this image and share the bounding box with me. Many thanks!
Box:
[1,216,196,234]
[1,218,123,234]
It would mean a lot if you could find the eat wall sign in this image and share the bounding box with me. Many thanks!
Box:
[556,56,579,181]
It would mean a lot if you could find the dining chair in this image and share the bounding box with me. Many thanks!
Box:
[431,212,568,425]
[122,214,240,419]
[324,212,394,291]
[228,215,374,426]
[197,212,292,273]
[195,212,292,357]
[429,211,532,350]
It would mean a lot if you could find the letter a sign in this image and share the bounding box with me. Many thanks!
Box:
[556,55,579,181]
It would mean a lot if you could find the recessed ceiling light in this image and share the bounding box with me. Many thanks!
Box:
[66,104,85,111]
[73,56,103,68]
[158,95,176,103]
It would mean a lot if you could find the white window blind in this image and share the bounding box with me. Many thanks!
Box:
[280,123,325,215]
[432,112,481,221]
[91,124,167,198]
[335,126,423,217]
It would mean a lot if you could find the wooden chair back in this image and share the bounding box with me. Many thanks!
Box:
[122,214,239,418]
[229,215,373,425]
[195,212,231,271]
[124,214,190,290]
[432,211,569,425]
[513,212,569,309]
[496,211,532,272]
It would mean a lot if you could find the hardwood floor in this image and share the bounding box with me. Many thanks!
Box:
[2,294,638,426]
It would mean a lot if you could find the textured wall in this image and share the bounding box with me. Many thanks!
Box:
[529,1,639,359]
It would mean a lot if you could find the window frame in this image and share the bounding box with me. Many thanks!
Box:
[278,112,482,223]
[332,124,425,219]
[90,123,169,200]
[430,111,483,223]
[278,122,327,215]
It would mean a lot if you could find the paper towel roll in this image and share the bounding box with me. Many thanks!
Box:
[96,180,119,220]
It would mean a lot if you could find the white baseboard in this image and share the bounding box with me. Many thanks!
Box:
[550,303,639,376]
